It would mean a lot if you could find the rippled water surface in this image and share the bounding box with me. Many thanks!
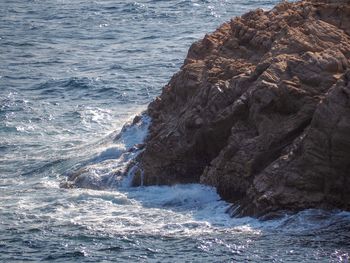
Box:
[1,0,350,262]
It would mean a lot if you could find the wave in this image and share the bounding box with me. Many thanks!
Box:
[26,77,123,101]
[31,77,95,92]
[60,113,151,190]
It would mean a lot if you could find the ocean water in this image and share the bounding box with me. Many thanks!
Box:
[1,0,349,262]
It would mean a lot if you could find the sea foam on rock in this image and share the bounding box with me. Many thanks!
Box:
[133,0,350,217]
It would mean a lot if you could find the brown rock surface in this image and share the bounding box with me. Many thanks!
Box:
[133,0,350,216]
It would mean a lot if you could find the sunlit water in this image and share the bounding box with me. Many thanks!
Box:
[1,0,349,262]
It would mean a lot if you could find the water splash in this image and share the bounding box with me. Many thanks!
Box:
[60,113,151,190]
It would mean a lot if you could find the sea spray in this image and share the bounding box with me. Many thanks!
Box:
[60,113,151,190]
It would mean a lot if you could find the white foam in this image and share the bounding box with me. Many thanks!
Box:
[63,114,151,190]
[79,106,113,127]
[116,114,151,149]
[56,111,350,241]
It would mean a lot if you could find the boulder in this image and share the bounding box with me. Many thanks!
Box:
[133,0,350,216]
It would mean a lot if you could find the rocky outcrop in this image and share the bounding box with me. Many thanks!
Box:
[133,0,350,217]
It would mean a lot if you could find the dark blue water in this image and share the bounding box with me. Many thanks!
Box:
[1,0,350,262]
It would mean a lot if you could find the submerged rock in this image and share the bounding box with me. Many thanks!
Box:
[134,0,350,216]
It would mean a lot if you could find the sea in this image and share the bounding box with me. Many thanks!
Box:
[1,0,349,262]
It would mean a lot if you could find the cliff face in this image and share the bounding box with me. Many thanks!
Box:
[134,0,350,216]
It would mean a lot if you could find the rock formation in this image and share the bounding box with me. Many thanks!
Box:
[132,0,350,217]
